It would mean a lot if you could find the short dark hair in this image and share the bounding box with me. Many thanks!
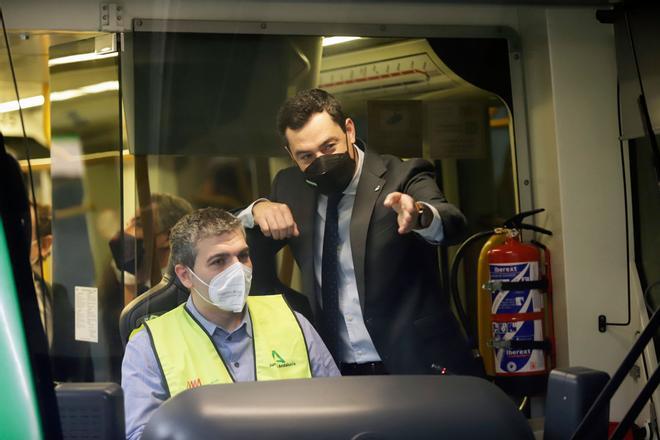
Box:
[150,193,193,233]
[168,208,244,275]
[276,88,346,142]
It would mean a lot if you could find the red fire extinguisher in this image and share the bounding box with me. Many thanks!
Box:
[450,208,555,392]
[487,229,554,378]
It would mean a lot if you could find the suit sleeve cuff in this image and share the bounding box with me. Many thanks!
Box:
[237,198,269,229]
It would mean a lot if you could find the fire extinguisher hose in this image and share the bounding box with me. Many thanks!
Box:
[450,230,495,349]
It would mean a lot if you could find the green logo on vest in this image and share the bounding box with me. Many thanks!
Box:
[272,350,286,364]
[270,350,296,368]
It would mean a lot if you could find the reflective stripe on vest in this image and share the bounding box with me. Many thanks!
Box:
[145,294,312,398]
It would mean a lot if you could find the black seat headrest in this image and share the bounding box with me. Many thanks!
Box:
[119,274,190,347]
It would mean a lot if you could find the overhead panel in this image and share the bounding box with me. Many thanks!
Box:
[320,39,460,99]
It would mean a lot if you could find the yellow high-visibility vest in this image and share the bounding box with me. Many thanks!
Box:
[144,295,312,398]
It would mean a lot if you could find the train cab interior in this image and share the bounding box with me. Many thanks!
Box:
[1,0,660,438]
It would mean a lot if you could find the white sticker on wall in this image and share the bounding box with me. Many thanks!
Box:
[75,286,98,343]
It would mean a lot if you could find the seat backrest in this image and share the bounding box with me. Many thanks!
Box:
[56,382,125,440]
[142,376,535,440]
[119,274,190,347]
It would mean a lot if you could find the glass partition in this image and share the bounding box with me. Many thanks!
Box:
[46,34,123,382]
[121,30,518,340]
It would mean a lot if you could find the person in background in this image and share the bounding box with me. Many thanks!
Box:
[122,208,339,440]
[29,202,92,381]
[240,89,482,377]
[29,202,54,345]
[101,192,193,382]
[108,193,194,305]
[109,193,192,304]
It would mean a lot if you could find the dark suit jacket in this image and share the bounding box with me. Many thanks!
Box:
[250,146,481,376]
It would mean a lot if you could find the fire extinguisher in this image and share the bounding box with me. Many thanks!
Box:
[485,227,554,381]
[450,209,555,393]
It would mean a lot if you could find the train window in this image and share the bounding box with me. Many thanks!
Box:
[121,29,522,341]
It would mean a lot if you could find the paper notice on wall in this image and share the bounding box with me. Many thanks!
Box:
[425,101,488,160]
[75,286,98,343]
[367,100,423,158]
[51,135,85,178]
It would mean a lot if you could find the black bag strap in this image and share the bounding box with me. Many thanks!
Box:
[490,339,551,352]
[484,278,548,292]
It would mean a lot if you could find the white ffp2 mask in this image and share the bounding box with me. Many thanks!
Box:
[188,262,252,313]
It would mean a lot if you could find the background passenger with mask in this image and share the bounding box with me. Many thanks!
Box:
[241,89,481,377]
[121,208,339,440]
[101,192,192,381]
[107,192,193,305]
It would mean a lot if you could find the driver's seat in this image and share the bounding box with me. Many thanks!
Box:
[119,274,189,347]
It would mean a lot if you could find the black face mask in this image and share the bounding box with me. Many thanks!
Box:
[304,151,356,195]
[109,233,144,275]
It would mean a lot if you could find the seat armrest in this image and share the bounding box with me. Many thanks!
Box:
[544,367,610,440]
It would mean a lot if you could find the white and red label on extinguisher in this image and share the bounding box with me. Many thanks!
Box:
[489,261,546,375]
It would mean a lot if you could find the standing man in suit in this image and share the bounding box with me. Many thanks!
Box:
[240,88,481,376]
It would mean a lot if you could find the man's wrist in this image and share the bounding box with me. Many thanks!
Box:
[238,198,269,229]
[252,198,268,213]
[414,201,433,230]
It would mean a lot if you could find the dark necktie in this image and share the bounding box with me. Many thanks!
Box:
[321,192,342,362]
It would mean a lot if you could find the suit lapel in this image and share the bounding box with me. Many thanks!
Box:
[350,151,386,311]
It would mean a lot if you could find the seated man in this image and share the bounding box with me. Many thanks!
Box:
[122,208,339,440]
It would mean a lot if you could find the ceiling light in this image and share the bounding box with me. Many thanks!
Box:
[76,81,119,94]
[0,80,119,114]
[48,51,118,67]
[0,95,45,113]
[322,36,362,47]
